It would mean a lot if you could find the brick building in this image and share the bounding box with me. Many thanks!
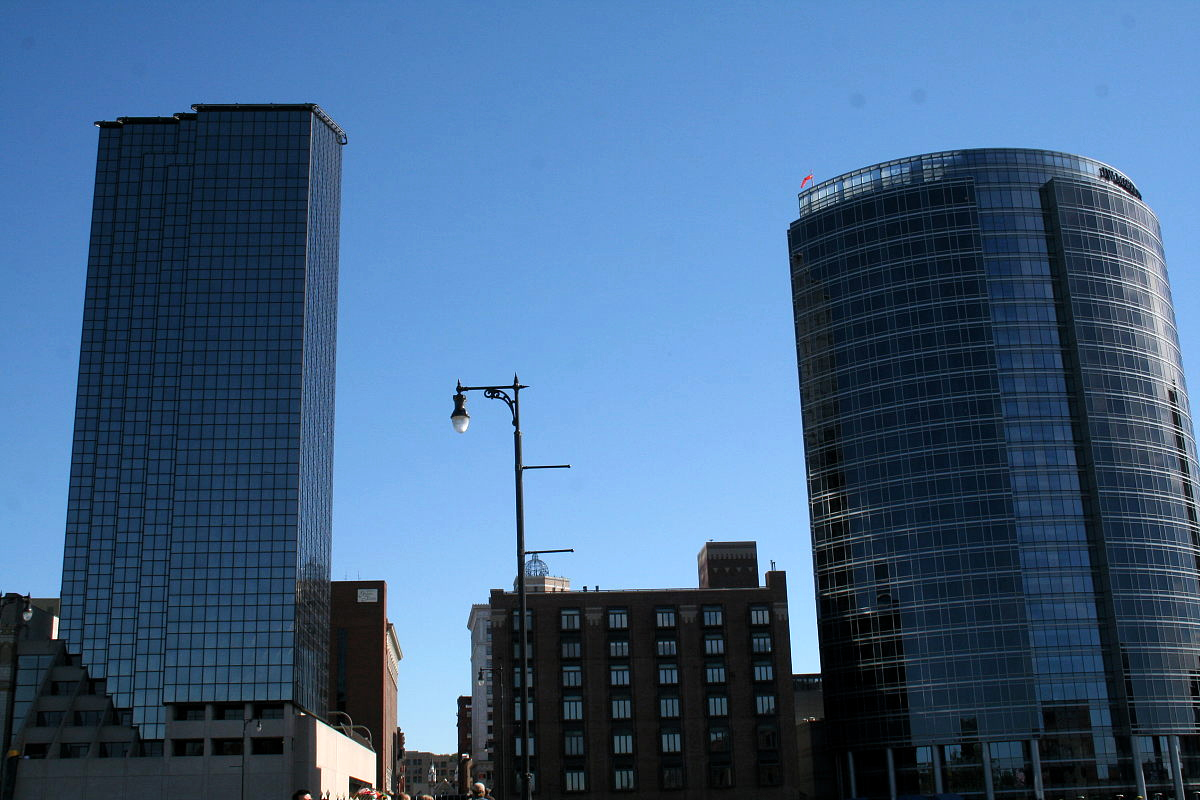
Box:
[328,581,403,793]
[483,541,797,798]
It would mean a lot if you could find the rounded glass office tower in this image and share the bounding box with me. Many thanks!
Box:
[788,150,1200,800]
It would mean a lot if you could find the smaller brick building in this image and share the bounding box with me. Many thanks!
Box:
[484,541,798,798]
[329,581,403,793]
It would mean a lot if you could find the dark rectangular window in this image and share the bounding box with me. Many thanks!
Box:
[214,704,245,720]
[254,703,284,719]
[251,738,284,755]
[662,765,685,789]
[173,739,204,756]
[99,741,130,758]
[212,738,243,755]
[174,704,205,721]
[709,764,735,788]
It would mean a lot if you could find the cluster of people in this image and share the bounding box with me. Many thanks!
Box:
[393,782,495,800]
[290,780,495,800]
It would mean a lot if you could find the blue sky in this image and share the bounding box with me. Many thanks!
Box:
[3,0,1199,751]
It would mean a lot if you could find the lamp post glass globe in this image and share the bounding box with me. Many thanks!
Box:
[451,393,470,433]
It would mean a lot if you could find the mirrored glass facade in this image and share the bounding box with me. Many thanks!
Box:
[788,149,1200,799]
[59,104,346,740]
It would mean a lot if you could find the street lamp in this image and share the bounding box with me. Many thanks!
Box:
[451,376,569,800]
[240,717,262,800]
[1,593,33,800]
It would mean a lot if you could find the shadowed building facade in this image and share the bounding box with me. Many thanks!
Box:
[58,103,346,743]
[481,543,797,799]
[788,149,1200,799]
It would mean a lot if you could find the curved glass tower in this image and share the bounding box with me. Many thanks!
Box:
[788,150,1200,799]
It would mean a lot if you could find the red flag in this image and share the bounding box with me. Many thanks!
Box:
[800,173,814,189]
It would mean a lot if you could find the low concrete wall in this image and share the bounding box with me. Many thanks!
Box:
[14,712,377,800]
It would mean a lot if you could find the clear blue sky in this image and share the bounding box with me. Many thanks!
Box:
[3,0,1199,752]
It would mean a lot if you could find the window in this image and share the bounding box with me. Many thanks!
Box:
[757,724,780,749]
[35,710,65,727]
[611,696,632,719]
[99,741,130,758]
[614,768,636,791]
[214,704,245,720]
[709,727,731,752]
[563,695,583,720]
[22,743,49,759]
[138,741,163,757]
[662,765,685,789]
[705,662,727,683]
[510,610,533,630]
[751,632,773,653]
[702,605,724,626]
[704,634,725,655]
[608,607,629,629]
[659,696,680,718]
[74,709,107,726]
[254,703,284,719]
[565,769,587,791]
[212,738,243,755]
[755,693,777,715]
[564,729,585,756]
[710,765,734,788]
[173,739,204,756]
[657,663,679,685]
[613,732,634,754]
[707,695,729,717]
[515,736,536,756]
[750,604,771,625]
[174,704,205,721]
[561,638,582,658]
[655,638,677,656]
[753,660,774,682]
[251,738,284,754]
[60,743,90,758]
[609,638,630,657]
[661,729,682,753]
[655,607,676,627]
[560,608,581,630]
[758,761,782,786]
[514,700,534,720]
[610,665,630,686]
[562,665,582,687]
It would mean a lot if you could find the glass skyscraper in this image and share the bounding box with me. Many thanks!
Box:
[59,104,345,741]
[788,149,1200,799]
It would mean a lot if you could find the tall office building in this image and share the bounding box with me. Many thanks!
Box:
[59,104,346,742]
[788,150,1200,799]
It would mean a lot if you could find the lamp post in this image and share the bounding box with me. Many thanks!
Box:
[452,376,569,800]
[1,593,33,800]
[240,716,262,800]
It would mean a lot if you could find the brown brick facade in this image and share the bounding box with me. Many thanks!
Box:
[487,570,798,798]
